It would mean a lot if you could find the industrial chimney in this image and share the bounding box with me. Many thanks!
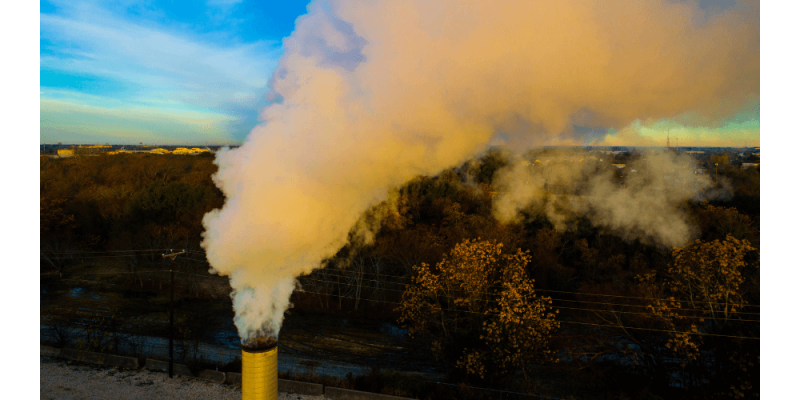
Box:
[241,337,278,400]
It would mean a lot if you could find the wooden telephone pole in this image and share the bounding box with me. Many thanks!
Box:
[162,249,185,378]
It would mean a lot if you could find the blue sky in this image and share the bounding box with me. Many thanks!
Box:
[40,0,311,145]
[39,0,753,146]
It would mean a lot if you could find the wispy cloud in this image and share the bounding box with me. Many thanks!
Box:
[41,97,238,145]
[594,115,760,147]
[40,0,284,142]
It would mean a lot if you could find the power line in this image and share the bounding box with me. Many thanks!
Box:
[292,288,760,340]
[43,249,174,255]
[52,271,760,320]
[88,270,168,275]
[548,304,760,323]
[559,320,759,340]
[45,258,761,327]
[534,287,760,308]
[300,277,760,322]
[547,297,760,316]
[174,271,227,280]
[44,282,760,340]
[44,254,160,260]
[308,269,760,309]
[183,257,211,264]
[297,276,760,317]
[304,269,414,281]
[45,248,759,309]
[47,265,761,319]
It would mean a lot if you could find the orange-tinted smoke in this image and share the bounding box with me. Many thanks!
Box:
[202,0,758,340]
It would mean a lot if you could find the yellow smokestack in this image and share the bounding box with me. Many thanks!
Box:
[241,339,278,400]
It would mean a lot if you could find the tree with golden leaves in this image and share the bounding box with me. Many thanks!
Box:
[397,238,559,381]
[637,235,758,398]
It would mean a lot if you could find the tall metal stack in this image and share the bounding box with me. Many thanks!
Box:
[241,338,278,400]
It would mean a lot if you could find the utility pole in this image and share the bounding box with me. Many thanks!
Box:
[162,249,185,378]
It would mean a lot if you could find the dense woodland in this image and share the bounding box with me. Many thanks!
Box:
[40,150,760,399]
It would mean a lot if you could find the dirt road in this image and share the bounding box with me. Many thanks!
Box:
[40,356,326,400]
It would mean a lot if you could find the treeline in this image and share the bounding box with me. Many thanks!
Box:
[40,149,759,399]
[305,149,760,399]
[40,153,224,275]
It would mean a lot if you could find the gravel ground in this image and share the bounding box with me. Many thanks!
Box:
[41,356,328,400]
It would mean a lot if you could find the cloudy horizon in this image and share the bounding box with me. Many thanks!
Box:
[40,0,759,147]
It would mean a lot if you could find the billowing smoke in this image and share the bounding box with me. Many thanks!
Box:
[492,150,721,248]
[201,0,759,342]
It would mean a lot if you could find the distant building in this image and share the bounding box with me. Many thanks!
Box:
[104,146,211,155]
[107,149,132,155]
[741,163,759,169]
[57,149,74,157]
[172,147,211,155]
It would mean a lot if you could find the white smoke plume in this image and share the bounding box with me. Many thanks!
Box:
[201,0,759,342]
[492,150,720,248]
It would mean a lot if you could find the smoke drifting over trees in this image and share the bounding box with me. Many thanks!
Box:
[200,0,759,342]
[493,150,719,248]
